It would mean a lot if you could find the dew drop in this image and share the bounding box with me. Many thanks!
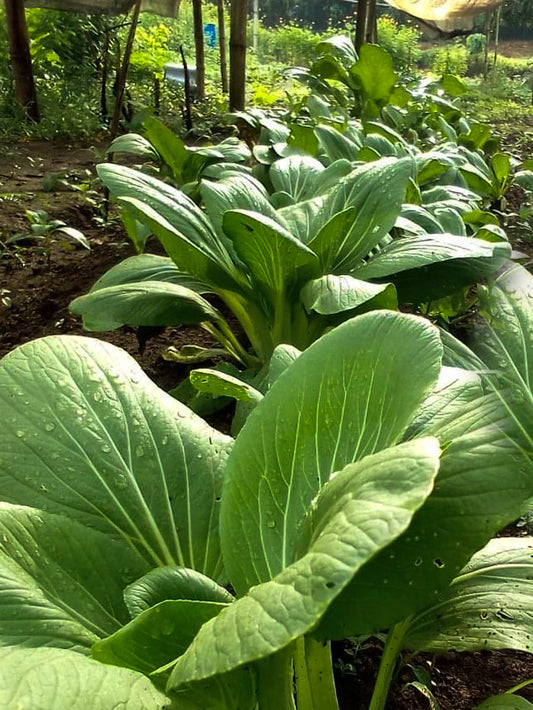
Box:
[15,431,25,439]
[160,619,175,635]
[101,444,111,453]
[266,520,275,528]
[114,474,128,490]
[44,422,55,432]
[162,436,169,446]
[136,446,145,458]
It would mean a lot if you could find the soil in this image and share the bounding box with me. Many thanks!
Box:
[490,39,533,59]
[2,138,533,709]
[420,38,533,58]
[0,139,220,394]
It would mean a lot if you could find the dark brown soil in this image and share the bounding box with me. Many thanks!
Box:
[0,138,219,393]
[2,138,533,710]
[420,38,533,59]
[335,642,533,709]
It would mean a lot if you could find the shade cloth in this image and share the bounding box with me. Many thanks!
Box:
[23,0,179,17]
[384,0,503,21]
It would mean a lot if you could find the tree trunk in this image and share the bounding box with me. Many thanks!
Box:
[229,0,247,110]
[192,0,205,100]
[217,0,228,94]
[110,0,142,137]
[5,0,39,121]
[355,0,369,53]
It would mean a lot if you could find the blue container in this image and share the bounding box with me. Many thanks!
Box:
[204,22,217,48]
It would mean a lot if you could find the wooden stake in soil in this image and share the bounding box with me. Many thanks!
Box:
[5,0,40,122]
[110,0,142,138]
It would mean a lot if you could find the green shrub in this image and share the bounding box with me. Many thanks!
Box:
[431,40,468,76]
[496,54,532,78]
[377,15,421,71]
[251,20,320,66]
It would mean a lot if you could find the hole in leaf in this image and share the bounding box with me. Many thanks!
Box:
[433,558,445,568]
[496,609,514,621]
[325,581,335,589]
[414,557,423,566]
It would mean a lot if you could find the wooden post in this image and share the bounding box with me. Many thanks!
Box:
[483,11,492,79]
[365,0,377,44]
[110,0,142,138]
[493,5,501,68]
[229,0,247,110]
[100,27,110,122]
[192,0,205,100]
[218,0,229,93]
[180,44,193,130]
[253,0,259,51]
[5,0,39,121]
[355,0,369,53]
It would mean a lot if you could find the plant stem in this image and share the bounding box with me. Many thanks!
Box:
[217,317,258,368]
[220,290,273,363]
[369,617,413,710]
[294,637,340,710]
[272,288,292,349]
[256,647,296,710]
[201,320,256,368]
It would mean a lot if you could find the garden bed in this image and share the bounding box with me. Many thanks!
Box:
[2,138,533,709]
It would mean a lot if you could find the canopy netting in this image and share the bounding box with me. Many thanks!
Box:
[23,0,178,16]
[384,0,503,21]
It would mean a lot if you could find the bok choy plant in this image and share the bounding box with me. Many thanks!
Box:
[109,116,252,194]
[70,156,509,369]
[0,309,531,709]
